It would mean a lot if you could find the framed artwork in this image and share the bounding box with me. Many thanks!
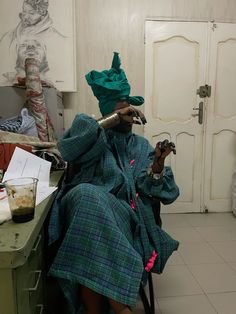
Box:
[0,0,76,92]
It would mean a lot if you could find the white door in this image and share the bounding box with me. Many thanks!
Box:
[204,23,236,212]
[145,21,208,213]
[145,20,236,213]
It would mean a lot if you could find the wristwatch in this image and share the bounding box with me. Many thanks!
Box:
[147,167,164,180]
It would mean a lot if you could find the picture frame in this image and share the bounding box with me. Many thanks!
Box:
[0,0,76,92]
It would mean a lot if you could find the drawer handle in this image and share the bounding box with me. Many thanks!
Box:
[32,234,42,252]
[27,270,42,291]
[35,304,44,314]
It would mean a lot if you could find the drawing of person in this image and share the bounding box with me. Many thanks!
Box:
[0,0,65,49]
[0,37,52,85]
[0,0,67,87]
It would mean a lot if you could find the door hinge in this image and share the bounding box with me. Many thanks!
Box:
[197,85,211,98]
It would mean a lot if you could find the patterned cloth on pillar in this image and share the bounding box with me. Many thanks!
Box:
[25,57,57,142]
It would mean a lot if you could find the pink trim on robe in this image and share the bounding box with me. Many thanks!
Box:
[145,251,158,272]
[130,159,135,166]
[130,199,136,210]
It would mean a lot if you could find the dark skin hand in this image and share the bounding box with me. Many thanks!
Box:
[113,101,147,133]
[118,106,147,125]
[152,140,176,174]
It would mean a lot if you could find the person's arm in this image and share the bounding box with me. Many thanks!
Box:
[97,112,120,128]
[136,140,179,204]
[59,113,108,165]
[137,166,179,205]
[60,107,146,165]
[97,106,147,129]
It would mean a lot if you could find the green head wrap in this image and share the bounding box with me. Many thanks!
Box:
[85,52,144,116]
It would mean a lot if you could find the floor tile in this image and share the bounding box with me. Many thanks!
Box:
[152,265,203,298]
[184,212,236,227]
[166,251,185,266]
[188,263,236,293]
[158,294,217,314]
[144,213,236,312]
[210,241,236,262]
[228,263,236,272]
[161,213,191,228]
[207,292,236,314]
[165,226,204,243]
[134,300,159,314]
[195,225,236,242]
[178,242,224,264]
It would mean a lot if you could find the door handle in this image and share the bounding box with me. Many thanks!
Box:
[192,101,203,124]
[35,304,44,314]
[25,270,42,291]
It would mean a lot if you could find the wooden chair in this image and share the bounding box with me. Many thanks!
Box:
[139,273,155,314]
[138,197,161,314]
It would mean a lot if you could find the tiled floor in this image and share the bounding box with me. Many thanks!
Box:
[135,212,236,314]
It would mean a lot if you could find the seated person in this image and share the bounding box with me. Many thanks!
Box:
[48,52,180,314]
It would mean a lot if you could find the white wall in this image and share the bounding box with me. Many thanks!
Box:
[64,0,236,133]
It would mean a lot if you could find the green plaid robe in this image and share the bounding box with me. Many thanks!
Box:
[48,114,179,313]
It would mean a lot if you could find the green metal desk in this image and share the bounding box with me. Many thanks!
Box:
[0,171,63,314]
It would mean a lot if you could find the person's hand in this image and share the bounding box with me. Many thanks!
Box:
[155,139,176,159]
[115,106,147,125]
[152,139,176,173]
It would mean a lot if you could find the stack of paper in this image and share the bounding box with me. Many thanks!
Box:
[0,147,57,224]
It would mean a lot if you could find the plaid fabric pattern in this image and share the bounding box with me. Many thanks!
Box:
[48,114,179,313]
[0,116,22,132]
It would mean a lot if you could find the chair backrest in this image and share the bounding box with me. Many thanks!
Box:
[64,163,81,184]
[151,198,162,227]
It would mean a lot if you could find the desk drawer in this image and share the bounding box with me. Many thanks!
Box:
[29,271,43,313]
[28,233,43,270]
[16,233,44,314]
[35,304,44,314]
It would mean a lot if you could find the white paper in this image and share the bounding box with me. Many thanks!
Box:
[36,186,58,204]
[3,147,51,186]
[0,147,58,224]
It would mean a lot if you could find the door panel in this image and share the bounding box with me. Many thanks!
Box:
[145,21,208,212]
[204,23,236,212]
[146,21,236,213]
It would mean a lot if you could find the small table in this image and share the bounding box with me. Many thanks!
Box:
[0,171,64,314]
